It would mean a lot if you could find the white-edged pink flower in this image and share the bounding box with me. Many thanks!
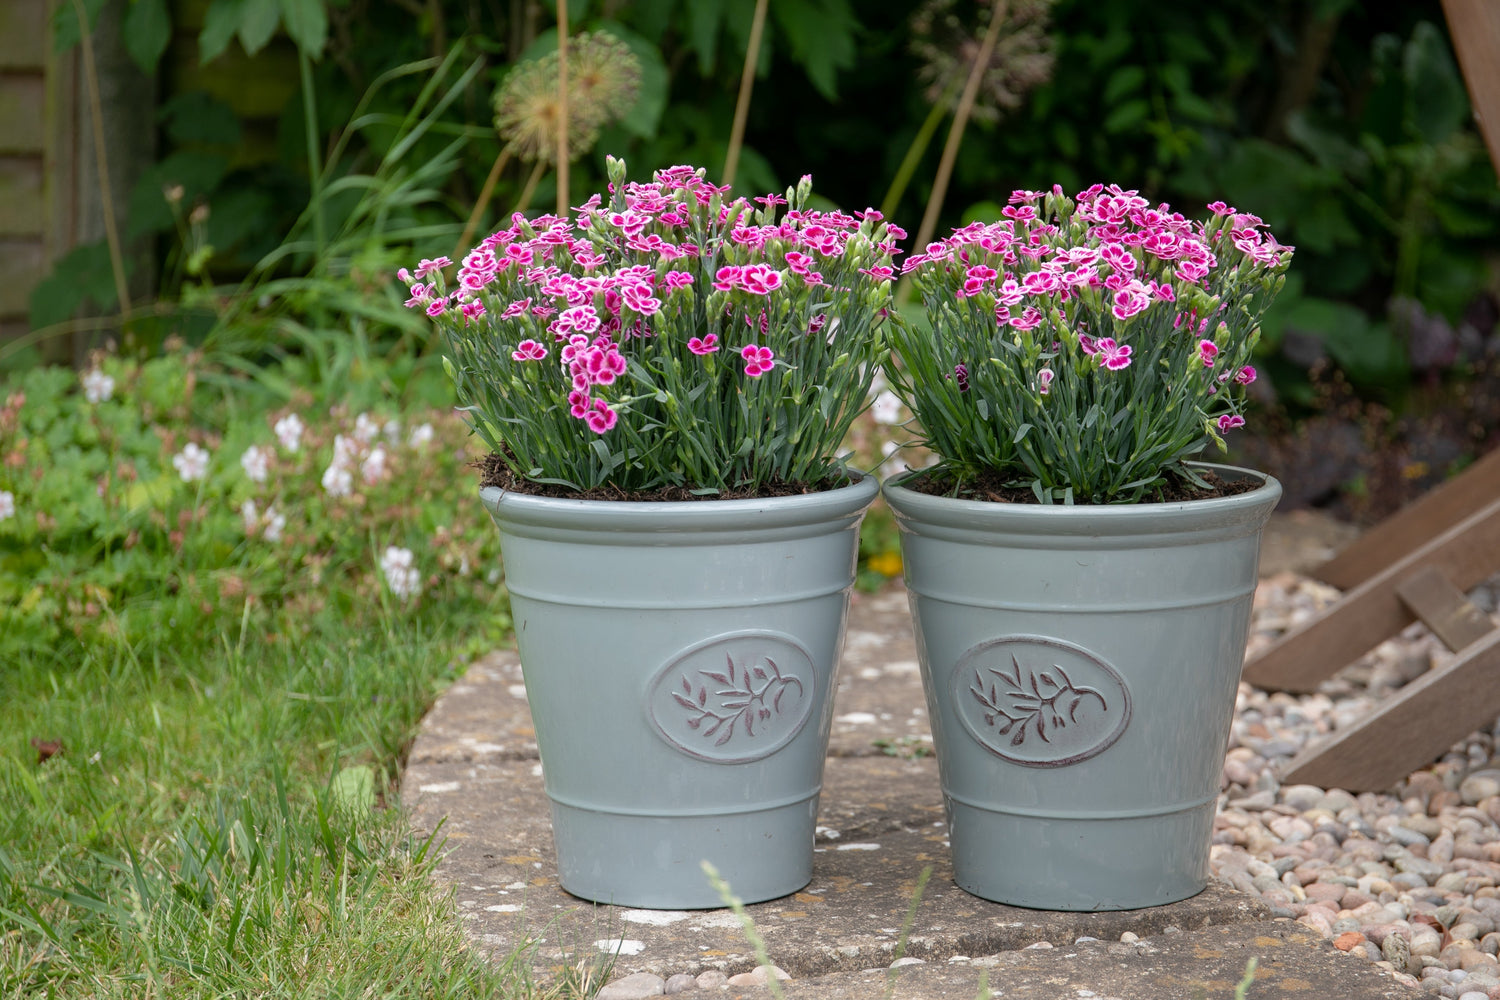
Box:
[584,399,618,434]
[172,443,210,482]
[1198,339,1219,367]
[1036,368,1054,395]
[1217,414,1246,432]
[687,334,719,355]
[1110,284,1152,321]
[740,344,775,377]
[511,339,548,361]
[1095,338,1133,371]
[274,413,305,453]
[1234,366,1257,386]
[414,257,451,278]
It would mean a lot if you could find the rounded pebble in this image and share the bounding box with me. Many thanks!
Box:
[664,973,697,995]
[595,972,666,1000]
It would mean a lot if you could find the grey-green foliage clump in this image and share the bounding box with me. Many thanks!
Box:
[891,185,1293,503]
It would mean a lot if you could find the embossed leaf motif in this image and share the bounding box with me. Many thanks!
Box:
[670,652,804,747]
[970,655,1107,747]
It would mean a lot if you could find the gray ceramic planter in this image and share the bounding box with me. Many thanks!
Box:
[882,464,1281,911]
[480,474,878,909]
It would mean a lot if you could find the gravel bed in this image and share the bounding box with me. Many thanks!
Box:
[1213,571,1500,997]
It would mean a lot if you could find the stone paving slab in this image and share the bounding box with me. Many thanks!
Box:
[408,751,1268,982]
[717,920,1422,999]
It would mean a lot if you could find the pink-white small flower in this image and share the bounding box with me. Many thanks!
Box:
[739,264,783,295]
[1096,338,1132,371]
[1217,414,1246,432]
[500,297,533,320]
[1036,368,1055,395]
[172,443,210,482]
[740,344,775,377]
[240,445,269,484]
[1198,339,1219,367]
[1234,366,1257,386]
[361,446,388,485]
[414,257,451,278]
[408,423,434,449]
[0,490,14,521]
[355,412,381,442]
[511,339,547,361]
[262,505,285,543]
[663,270,694,291]
[322,463,353,498]
[82,369,114,404]
[687,334,719,355]
[1111,284,1151,321]
[274,413,305,452]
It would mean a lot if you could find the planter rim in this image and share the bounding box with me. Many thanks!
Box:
[481,469,878,534]
[882,462,1281,537]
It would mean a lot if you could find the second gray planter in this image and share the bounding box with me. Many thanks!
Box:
[883,465,1281,911]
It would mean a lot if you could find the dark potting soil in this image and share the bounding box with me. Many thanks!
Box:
[475,452,846,501]
[902,467,1264,505]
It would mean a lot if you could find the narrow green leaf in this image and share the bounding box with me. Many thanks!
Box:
[1012,422,1032,443]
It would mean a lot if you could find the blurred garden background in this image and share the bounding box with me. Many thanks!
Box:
[2,0,1500,995]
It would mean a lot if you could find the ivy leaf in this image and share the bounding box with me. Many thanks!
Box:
[122,0,172,75]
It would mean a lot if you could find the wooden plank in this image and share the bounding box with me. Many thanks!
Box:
[1443,0,1500,176]
[0,238,44,317]
[0,75,45,154]
[1280,628,1500,792]
[0,0,47,71]
[0,156,44,236]
[1311,446,1500,589]
[1243,496,1500,692]
[1396,566,1498,653]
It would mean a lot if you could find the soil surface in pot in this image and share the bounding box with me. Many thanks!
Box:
[476,452,847,501]
[902,467,1264,505]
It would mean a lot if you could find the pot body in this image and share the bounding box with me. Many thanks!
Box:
[882,465,1281,911]
[480,474,877,909]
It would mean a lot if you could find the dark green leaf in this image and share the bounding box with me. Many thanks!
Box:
[687,0,724,75]
[770,0,857,100]
[1404,21,1467,144]
[238,0,281,56]
[28,242,127,329]
[122,0,172,74]
[1102,99,1149,134]
[1102,66,1145,104]
[158,91,242,145]
[278,0,327,56]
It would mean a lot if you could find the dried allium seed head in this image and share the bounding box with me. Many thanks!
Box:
[493,31,642,164]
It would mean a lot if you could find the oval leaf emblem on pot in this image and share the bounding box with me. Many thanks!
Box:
[952,635,1131,767]
[647,630,817,764]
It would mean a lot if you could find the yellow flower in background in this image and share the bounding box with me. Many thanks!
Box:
[867,550,904,577]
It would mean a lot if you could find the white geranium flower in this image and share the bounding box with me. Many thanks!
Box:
[241,499,259,531]
[333,433,357,466]
[408,423,434,449]
[322,463,353,498]
[172,443,210,482]
[273,413,305,453]
[263,506,285,542]
[354,412,380,443]
[383,418,402,441]
[240,445,269,483]
[361,446,387,485]
[82,369,114,404]
[380,545,421,600]
[0,490,14,520]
